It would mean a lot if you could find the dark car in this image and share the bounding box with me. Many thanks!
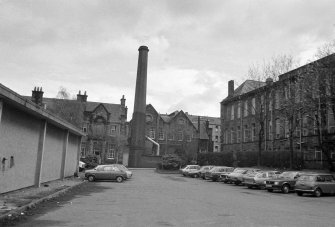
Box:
[265,171,302,193]
[84,165,127,183]
[244,171,281,189]
[207,166,234,182]
[295,173,335,197]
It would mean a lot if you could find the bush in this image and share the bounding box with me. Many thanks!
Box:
[161,154,182,170]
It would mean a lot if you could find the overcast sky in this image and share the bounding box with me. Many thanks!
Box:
[1,0,334,119]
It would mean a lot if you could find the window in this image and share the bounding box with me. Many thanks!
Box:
[328,109,335,134]
[230,128,235,144]
[237,126,241,143]
[226,106,230,120]
[244,125,249,142]
[284,120,289,138]
[275,91,280,109]
[251,123,256,142]
[315,149,322,161]
[215,135,219,141]
[158,128,164,140]
[237,102,241,118]
[244,101,248,117]
[268,95,273,112]
[251,98,256,115]
[110,125,117,136]
[214,146,218,152]
[82,124,87,133]
[177,130,183,141]
[269,121,273,140]
[231,104,235,120]
[108,144,115,159]
[178,118,185,125]
[81,142,86,157]
[302,116,308,136]
[275,119,281,139]
[260,95,264,113]
[149,127,155,139]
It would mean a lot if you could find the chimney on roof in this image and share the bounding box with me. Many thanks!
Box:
[77,90,87,102]
[266,78,273,86]
[31,87,44,106]
[228,80,234,97]
[120,95,126,107]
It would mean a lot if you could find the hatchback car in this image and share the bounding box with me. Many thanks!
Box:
[180,165,200,176]
[265,171,301,193]
[244,171,281,189]
[295,173,335,197]
[112,164,133,179]
[85,165,127,182]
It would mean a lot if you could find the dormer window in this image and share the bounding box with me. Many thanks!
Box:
[146,114,153,123]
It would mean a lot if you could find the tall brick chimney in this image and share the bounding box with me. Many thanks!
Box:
[228,80,234,97]
[31,87,44,106]
[129,46,149,167]
[77,90,88,102]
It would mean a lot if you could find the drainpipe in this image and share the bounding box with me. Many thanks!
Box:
[146,136,160,155]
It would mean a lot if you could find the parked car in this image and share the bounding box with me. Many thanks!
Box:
[227,168,261,185]
[188,166,213,178]
[295,173,335,197]
[201,165,215,179]
[84,165,127,183]
[207,166,234,182]
[180,165,200,176]
[265,171,302,193]
[244,171,281,189]
[111,164,132,179]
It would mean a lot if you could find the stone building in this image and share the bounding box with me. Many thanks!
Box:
[143,104,220,162]
[220,54,335,169]
[29,89,128,164]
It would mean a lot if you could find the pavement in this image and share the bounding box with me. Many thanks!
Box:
[0,174,85,225]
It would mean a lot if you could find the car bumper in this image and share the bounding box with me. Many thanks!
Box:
[265,184,282,190]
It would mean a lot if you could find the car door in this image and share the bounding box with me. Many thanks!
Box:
[322,175,335,193]
[102,166,114,180]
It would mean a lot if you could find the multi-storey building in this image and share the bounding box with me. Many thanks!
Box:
[221,54,335,169]
[142,104,220,162]
[29,89,128,164]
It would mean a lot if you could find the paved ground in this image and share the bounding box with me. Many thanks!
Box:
[5,169,335,227]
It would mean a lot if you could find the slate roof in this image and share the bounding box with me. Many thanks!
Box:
[39,98,125,122]
[232,80,266,97]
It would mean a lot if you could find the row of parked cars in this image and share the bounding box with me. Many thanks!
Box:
[180,165,335,197]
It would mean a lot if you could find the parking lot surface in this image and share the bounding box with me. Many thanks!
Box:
[10,169,335,227]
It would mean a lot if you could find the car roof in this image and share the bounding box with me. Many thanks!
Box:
[299,172,333,176]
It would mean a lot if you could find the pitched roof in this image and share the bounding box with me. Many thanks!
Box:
[232,80,266,97]
[40,98,125,122]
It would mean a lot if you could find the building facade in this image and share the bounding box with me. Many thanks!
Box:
[30,89,128,164]
[143,104,220,162]
[220,54,335,169]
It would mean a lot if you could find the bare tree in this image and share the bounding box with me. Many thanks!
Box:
[246,54,297,167]
[315,39,335,59]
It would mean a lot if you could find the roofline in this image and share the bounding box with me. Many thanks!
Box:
[0,84,85,136]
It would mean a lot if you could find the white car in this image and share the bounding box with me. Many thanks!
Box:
[180,165,200,176]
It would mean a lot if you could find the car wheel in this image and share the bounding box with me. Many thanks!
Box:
[194,174,199,178]
[88,175,95,182]
[296,191,303,196]
[267,189,273,192]
[234,181,240,186]
[116,176,123,183]
[314,188,322,197]
[247,186,252,189]
[212,179,217,182]
[282,185,290,194]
